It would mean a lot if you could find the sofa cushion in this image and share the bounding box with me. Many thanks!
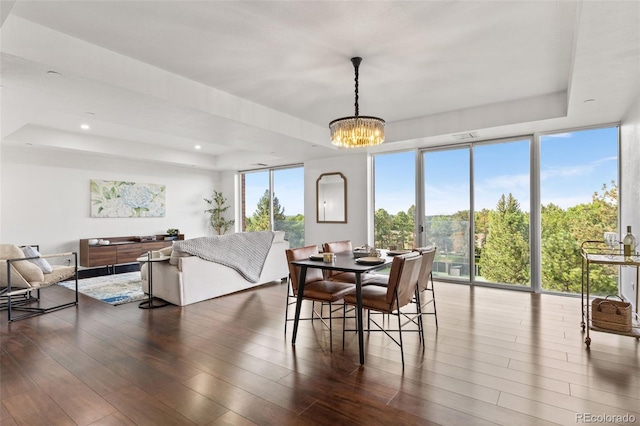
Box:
[170,249,191,266]
[22,245,53,273]
[158,246,173,256]
[273,230,286,243]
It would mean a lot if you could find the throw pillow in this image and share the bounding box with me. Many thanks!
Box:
[22,245,53,274]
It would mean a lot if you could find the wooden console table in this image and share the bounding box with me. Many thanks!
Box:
[79,234,184,269]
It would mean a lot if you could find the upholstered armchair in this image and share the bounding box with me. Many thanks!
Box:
[0,244,78,321]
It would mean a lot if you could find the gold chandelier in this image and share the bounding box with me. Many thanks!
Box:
[329,57,385,148]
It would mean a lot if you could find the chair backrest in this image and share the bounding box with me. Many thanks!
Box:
[322,240,352,254]
[321,240,353,279]
[285,245,325,295]
[385,253,422,310]
[414,246,437,292]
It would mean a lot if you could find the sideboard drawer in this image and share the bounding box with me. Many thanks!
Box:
[116,243,143,264]
[85,246,117,267]
[144,241,172,252]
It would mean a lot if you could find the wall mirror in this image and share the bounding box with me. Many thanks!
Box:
[316,172,347,223]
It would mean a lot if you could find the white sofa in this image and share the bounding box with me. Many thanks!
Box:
[141,231,289,306]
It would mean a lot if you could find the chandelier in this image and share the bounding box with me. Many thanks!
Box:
[329,57,385,148]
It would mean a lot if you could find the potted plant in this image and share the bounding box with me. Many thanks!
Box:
[204,190,235,235]
[166,228,179,240]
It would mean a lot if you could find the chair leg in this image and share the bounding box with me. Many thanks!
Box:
[329,301,333,351]
[396,299,405,369]
[430,275,438,328]
[415,288,425,347]
[284,276,291,335]
[342,303,346,349]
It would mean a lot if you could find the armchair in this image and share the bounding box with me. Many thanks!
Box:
[0,244,78,322]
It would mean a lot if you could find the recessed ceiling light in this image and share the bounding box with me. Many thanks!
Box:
[194,145,201,150]
[47,70,62,77]
[80,124,90,130]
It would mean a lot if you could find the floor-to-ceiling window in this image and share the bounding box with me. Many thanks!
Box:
[374,126,618,292]
[540,127,619,295]
[373,151,416,250]
[474,138,531,287]
[422,147,471,281]
[241,165,305,248]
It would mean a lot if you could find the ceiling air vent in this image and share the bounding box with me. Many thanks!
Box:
[252,163,268,167]
[452,132,478,141]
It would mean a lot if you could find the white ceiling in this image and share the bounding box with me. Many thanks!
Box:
[1,1,638,171]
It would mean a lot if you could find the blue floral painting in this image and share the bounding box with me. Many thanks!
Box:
[90,179,166,217]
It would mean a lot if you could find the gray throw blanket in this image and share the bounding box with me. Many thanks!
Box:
[173,231,275,283]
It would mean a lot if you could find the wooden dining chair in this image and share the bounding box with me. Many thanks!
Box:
[342,253,423,367]
[285,245,353,350]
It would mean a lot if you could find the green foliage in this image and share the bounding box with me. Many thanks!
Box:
[541,183,618,295]
[374,205,416,249]
[371,182,618,295]
[245,190,305,248]
[204,190,235,235]
[246,189,285,231]
[480,194,530,285]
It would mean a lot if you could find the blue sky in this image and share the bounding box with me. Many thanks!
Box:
[375,126,618,215]
[244,167,305,216]
[244,126,618,218]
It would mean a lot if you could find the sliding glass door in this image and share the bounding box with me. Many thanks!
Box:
[422,147,471,281]
[420,138,531,287]
[474,139,531,287]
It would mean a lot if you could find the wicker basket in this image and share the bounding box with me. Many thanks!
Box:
[591,297,632,332]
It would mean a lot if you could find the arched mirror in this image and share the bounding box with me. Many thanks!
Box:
[316,172,347,223]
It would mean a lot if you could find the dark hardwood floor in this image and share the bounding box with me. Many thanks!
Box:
[1,279,639,425]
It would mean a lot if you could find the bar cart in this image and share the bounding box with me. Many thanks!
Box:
[580,240,640,348]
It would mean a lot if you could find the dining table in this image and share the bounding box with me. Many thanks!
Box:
[289,250,394,364]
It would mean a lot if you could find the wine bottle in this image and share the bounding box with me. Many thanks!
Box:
[623,225,636,260]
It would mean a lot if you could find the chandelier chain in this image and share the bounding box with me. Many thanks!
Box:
[354,62,359,116]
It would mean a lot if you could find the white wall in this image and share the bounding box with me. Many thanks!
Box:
[304,153,369,248]
[620,95,640,311]
[1,146,220,255]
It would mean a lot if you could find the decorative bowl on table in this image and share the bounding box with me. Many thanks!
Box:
[88,238,99,245]
[98,239,110,245]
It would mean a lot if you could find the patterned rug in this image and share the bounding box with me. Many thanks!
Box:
[58,272,146,306]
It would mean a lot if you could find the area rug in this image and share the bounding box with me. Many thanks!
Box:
[58,272,146,306]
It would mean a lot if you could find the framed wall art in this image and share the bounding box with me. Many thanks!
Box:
[90,179,166,218]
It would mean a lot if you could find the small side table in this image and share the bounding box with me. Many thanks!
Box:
[137,252,171,309]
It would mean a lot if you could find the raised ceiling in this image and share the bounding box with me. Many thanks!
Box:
[1,1,638,171]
